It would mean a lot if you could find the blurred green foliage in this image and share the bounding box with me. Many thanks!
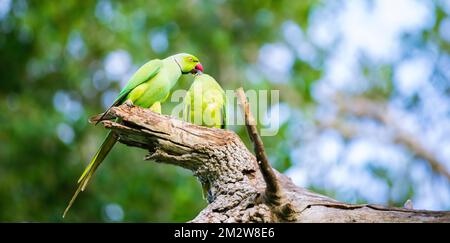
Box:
[0,0,319,222]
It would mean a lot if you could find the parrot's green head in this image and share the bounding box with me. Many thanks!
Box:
[171,53,203,74]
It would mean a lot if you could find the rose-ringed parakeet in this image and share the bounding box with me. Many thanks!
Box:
[63,53,203,218]
[183,73,226,201]
[183,73,226,129]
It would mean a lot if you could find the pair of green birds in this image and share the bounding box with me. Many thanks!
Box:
[63,53,226,218]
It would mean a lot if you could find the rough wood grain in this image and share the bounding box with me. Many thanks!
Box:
[100,104,450,223]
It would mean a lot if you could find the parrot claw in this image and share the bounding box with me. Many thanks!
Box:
[124,99,134,107]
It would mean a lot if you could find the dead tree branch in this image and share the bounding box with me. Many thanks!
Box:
[236,88,296,221]
[98,104,450,222]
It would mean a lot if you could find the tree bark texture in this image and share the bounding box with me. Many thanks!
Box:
[100,104,450,223]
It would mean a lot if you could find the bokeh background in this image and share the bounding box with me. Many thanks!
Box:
[1,0,450,222]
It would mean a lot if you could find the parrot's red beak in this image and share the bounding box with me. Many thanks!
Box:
[191,63,204,74]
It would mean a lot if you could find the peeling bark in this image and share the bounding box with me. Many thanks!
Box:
[100,104,450,223]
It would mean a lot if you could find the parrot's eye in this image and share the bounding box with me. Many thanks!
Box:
[188,57,193,62]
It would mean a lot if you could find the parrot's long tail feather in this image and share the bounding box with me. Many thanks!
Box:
[78,132,118,189]
[62,181,83,218]
[63,131,118,218]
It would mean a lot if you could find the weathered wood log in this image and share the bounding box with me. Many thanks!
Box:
[100,104,450,223]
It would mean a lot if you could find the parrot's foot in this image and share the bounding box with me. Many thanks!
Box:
[124,99,134,107]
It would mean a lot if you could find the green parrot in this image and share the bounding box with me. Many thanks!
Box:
[183,73,226,202]
[183,73,227,129]
[63,53,203,218]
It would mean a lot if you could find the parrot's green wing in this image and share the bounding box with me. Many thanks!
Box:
[95,59,163,124]
[207,78,226,129]
[116,59,163,102]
